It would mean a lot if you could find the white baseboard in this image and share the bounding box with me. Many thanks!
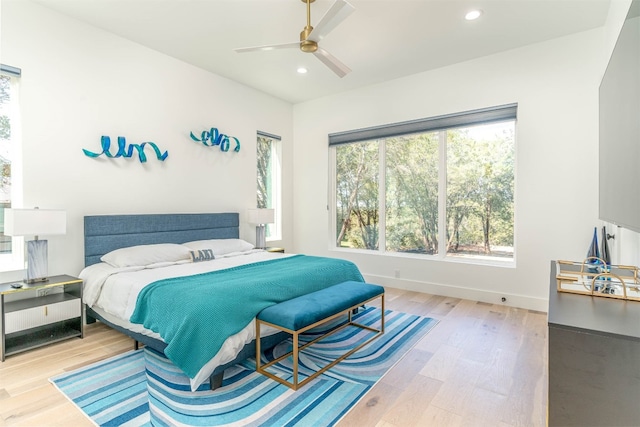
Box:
[363,274,548,313]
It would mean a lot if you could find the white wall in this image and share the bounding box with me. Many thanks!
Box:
[0,0,294,280]
[292,29,605,311]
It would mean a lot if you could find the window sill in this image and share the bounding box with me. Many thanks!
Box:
[330,246,515,268]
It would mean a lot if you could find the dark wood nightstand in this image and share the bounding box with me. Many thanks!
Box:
[0,275,83,361]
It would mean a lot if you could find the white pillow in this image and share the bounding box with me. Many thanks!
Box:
[183,239,254,256]
[101,243,192,268]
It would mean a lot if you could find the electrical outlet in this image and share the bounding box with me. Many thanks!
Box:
[394,269,400,278]
[37,289,47,297]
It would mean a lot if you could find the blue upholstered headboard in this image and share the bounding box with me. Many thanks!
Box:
[84,213,239,267]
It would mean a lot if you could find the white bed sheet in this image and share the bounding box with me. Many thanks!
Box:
[80,249,289,391]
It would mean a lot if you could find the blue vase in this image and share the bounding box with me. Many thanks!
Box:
[586,227,601,265]
[586,227,602,290]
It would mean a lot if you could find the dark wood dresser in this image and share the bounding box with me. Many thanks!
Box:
[548,261,640,426]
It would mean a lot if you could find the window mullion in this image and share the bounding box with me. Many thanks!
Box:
[438,131,447,257]
[378,139,386,253]
[328,147,337,250]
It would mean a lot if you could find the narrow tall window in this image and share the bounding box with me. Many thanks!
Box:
[0,65,23,271]
[256,132,282,241]
[331,104,516,263]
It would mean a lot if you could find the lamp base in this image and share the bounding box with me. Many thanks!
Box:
[26,239,48,283]
[255,225,267,250]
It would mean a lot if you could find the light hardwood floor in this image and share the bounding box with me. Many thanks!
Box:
[0,288,548,426]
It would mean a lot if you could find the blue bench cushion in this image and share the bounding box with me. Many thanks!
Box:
[257,281,384,331]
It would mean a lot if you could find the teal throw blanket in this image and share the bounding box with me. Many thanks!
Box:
[129,255,364,379]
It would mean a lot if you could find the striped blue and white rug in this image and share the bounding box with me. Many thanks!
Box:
[50,308,437,426]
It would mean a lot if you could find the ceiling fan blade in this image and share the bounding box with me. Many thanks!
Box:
[313,47,351,78]
[234,42,299,53]
[308,0,355,43]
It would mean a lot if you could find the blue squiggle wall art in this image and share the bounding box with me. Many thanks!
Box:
[83,136,168,163]
[190,127,240,153]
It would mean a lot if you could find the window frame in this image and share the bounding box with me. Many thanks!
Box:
[256,131,282,242]
[329,104,517,266]
[0,67,25,272]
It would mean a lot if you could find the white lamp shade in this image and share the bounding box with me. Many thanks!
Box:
[247,208,275,225]
[4,208,67,237]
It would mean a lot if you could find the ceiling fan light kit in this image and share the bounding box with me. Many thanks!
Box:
[235,0,354,77]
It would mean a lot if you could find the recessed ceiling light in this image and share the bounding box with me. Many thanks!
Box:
[297,67,308,74]
[465,10,483,20]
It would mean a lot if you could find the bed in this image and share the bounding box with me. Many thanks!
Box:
[80,213,364,391]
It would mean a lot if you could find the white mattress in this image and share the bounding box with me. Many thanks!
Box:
[80,249,287,391]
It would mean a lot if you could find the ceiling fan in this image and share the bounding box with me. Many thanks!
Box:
[234,0,355,78]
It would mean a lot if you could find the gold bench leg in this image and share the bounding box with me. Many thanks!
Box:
[292,331,299,389]
[255,320,262,372]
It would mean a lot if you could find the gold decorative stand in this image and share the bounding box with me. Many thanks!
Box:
[555,258,640,301]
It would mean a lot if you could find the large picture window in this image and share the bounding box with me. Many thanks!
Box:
[257,131,282,241]
[331,104,516,263]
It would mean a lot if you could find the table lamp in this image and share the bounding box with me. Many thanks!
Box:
[247,208,274,249]
[4,208,67,283]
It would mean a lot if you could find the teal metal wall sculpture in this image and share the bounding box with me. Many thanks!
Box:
[83,136,168,163]
[190,127,240,152]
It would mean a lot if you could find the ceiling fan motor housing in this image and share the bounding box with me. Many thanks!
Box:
[300,26,318,52]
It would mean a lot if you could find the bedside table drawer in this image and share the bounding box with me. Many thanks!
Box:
[5,297,80,334]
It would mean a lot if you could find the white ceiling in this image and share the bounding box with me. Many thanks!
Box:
[33,0,611,104]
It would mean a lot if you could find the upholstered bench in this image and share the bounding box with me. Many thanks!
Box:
[256,280,385,390]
